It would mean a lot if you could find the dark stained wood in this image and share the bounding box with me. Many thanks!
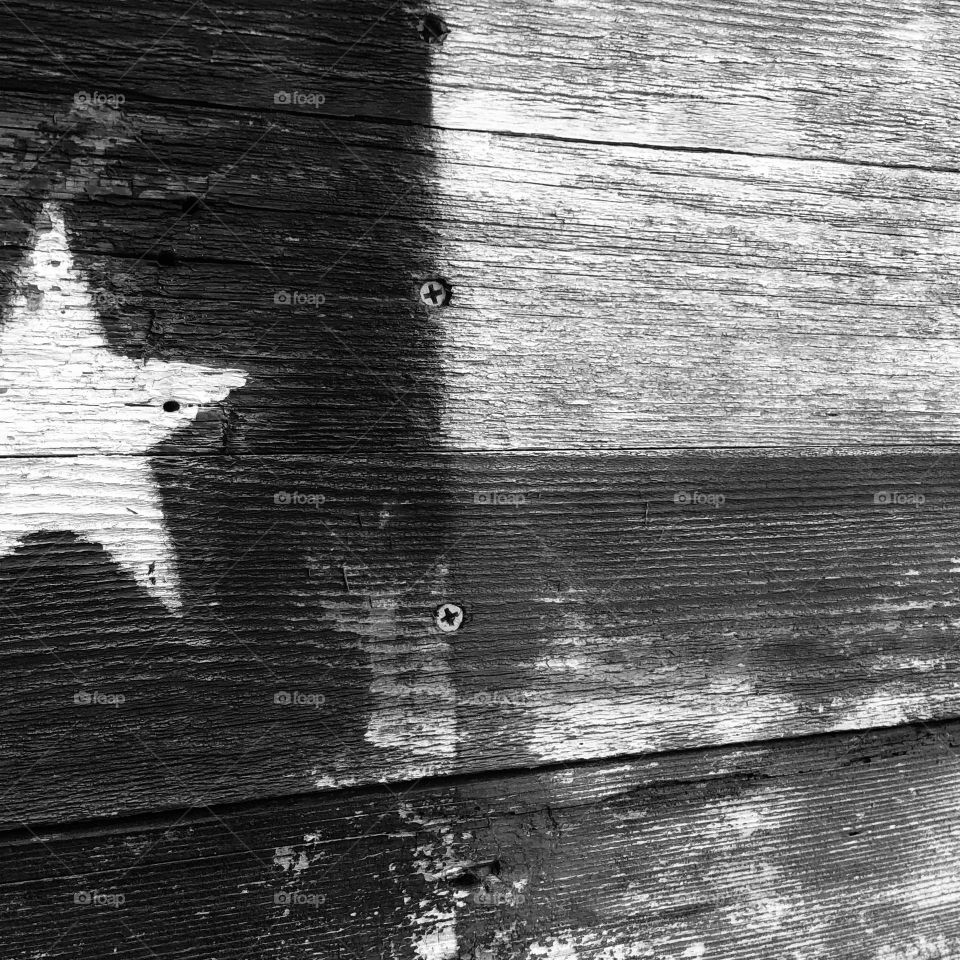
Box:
[1,0,959,167]
[1,450,959,825]
[0,0,433,123]
[1,720,959,959]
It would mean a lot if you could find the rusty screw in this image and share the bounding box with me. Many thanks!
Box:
[418,14,449,44]
[420,278,452,307]
[434,602,464,633]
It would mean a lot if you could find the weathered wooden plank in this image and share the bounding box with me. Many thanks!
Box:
[429,0,960,167]
[4,101,960,451]
[2,0,960,167]
[0,96,443,455]
[2,449,959,824]
[2,721,959,959]
[0,0,432,123]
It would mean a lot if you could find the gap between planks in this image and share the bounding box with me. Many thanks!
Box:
[0,715,952,842]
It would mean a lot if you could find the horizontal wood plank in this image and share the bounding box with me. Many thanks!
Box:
[430,0,960,167]
[1,450,959,824]
[1,0,960,167]
[3,101,960,451]
[2,721,959,959]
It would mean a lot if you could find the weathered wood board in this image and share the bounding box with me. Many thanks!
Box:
[2,79,958,827]
[429,0,960,168]
[1,8,959,960]
[2,721,958,959]
[2,0,960,167]
[2,449,959,825]
[3,102,960,451]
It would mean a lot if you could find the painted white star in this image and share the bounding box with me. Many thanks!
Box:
[0,201,247,611]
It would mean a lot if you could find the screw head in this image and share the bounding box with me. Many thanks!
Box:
[418,14,449,44]
[434,602,464,633]
[420,278,452,307]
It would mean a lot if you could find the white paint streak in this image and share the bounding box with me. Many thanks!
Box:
[833,689,936,730]
[526,686,800,764]
[273,846,311,874]
[362,595,457,766]
[412,910,458,960]
[0,202,245,609]
[308,580,457,788]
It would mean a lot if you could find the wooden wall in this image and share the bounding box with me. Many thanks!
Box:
[0,0,958,957]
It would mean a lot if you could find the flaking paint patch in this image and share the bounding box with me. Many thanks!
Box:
[270,834,325,921]
[833,688,936,730]
[528,936,580,959]
[399,806,463,960]
[273,846,311,874]
[412,909,458,960]
[0,202,246,610]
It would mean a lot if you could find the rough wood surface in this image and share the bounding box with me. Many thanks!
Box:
[2,0,959,167]
[2,450,959,825]
[0,0,957,955]
[3,99,960,451]
[2,721,959,959]
[429,0,960,168]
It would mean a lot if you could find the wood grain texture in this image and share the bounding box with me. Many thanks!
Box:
[3,98,960,451]
[2,720,959,959]
[2,449,959,825]
[429,0,960,167]
[2,0,960,168]
[0,2,956,953]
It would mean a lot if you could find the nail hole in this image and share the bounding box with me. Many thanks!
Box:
[180,195,205,216]
[157,248,178,268]
[162,400,180,413]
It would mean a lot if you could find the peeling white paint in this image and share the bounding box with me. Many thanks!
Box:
[0,202,245,609]
[412,909,458,960]
[273,846,311,874]
[400,807,462,960]
[528,937,581,960]
[833,689,936,730]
